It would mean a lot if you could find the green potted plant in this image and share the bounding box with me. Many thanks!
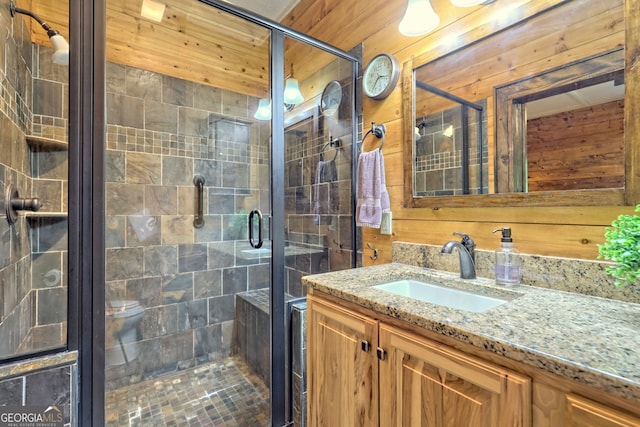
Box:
[598,204,640,286]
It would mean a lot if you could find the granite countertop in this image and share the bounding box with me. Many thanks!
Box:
[302,263,640,402]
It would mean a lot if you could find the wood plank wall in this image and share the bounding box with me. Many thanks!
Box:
[526,100,625,192]
[283,0,637,263]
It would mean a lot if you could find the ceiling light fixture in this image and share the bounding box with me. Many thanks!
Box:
[9,1,69,65]
[141,0,166,22]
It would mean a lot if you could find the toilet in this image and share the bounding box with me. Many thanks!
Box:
[105,300,144,366]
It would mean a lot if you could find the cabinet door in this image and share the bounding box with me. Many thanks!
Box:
[379,324,531,427]
[566,394,640,426]
[307,295,379,427]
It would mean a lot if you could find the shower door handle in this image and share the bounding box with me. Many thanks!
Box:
[248,209,263,248]
[193,175,205,228]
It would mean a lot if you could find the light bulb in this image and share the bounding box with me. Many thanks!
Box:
[399,0,440,37]
[254,98,271,120]
[284,78,304,104]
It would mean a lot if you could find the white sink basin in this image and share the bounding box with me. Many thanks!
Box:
[374,279,508,313]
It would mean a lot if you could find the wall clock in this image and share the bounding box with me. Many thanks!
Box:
[320,80,342,116]
[363,53,400,100]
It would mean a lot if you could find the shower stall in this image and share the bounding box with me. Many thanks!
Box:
[0,0,360,425]
[98,1,360,425]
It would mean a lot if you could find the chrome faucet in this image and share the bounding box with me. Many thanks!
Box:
[441,232,476,279]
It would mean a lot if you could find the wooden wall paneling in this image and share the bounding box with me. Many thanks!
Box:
[527,101,625,192]
[393,206,635,226]
[390,220,608,259]
[382,151,403,189]
[413,2,624,109]
[626,0,640,205]
[283,0,403,82]
[362,227,393,264]
[401,56,414,210]
[395,0,570,69]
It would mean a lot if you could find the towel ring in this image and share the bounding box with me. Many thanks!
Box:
[359,122,386,152]
[320,136,340,161]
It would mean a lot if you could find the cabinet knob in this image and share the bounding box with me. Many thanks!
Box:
[361,340,370,352]
[377,347,386,361]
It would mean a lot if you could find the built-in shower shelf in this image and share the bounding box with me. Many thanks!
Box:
[26,135,68,151]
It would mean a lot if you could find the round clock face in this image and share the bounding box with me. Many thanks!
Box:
[363,54,400,100]
[320,80,342,116]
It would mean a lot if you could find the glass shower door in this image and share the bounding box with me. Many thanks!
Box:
[103,1,273,424]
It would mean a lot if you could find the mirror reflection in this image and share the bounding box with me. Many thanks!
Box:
[411,48,625,201]
[523,77,624,192]
[414,83,488,196]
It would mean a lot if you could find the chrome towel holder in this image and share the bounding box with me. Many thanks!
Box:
[359,122,386,152]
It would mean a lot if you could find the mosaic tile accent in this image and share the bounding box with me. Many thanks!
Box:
[105,356,269,426]
[414,100,488,196]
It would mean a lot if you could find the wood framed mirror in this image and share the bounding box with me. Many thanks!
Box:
[402,1,639,209]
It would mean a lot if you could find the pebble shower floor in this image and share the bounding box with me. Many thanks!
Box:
[105,356,270,426]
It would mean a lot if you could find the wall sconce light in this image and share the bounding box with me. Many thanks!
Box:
[10,1,69,65]
[399,0,496,37]
[284,78,304,104]
[399,0,440,37]
[254,98,271,120]
[284,64,305,105]
[254,64,306,120]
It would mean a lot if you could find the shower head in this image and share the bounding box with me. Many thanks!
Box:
[9,1,69,65]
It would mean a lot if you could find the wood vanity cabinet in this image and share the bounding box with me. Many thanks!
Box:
[564,394,640,426]
[307,294,379,427]
[379,323,531,426]
[307,294,531,427]
[308,291,640,427]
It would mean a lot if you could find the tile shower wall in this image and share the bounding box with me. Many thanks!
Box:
[0,353,77,426]
[284,59,355,297]
[0,0,35,359]
[0,7,74,425]
[0,6,67,359]
[104,63,271,388]
[415,101,488,196]
[27,43,69,354]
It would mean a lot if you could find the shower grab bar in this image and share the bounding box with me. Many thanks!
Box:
[193,175,205,228]
[248,209,264,248]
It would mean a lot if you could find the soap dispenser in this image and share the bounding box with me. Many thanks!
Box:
[492,227,520,287]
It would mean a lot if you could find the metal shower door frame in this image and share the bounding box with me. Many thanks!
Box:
[69,0,358,425]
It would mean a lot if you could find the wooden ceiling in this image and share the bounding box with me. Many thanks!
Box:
[25,0,272,97]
